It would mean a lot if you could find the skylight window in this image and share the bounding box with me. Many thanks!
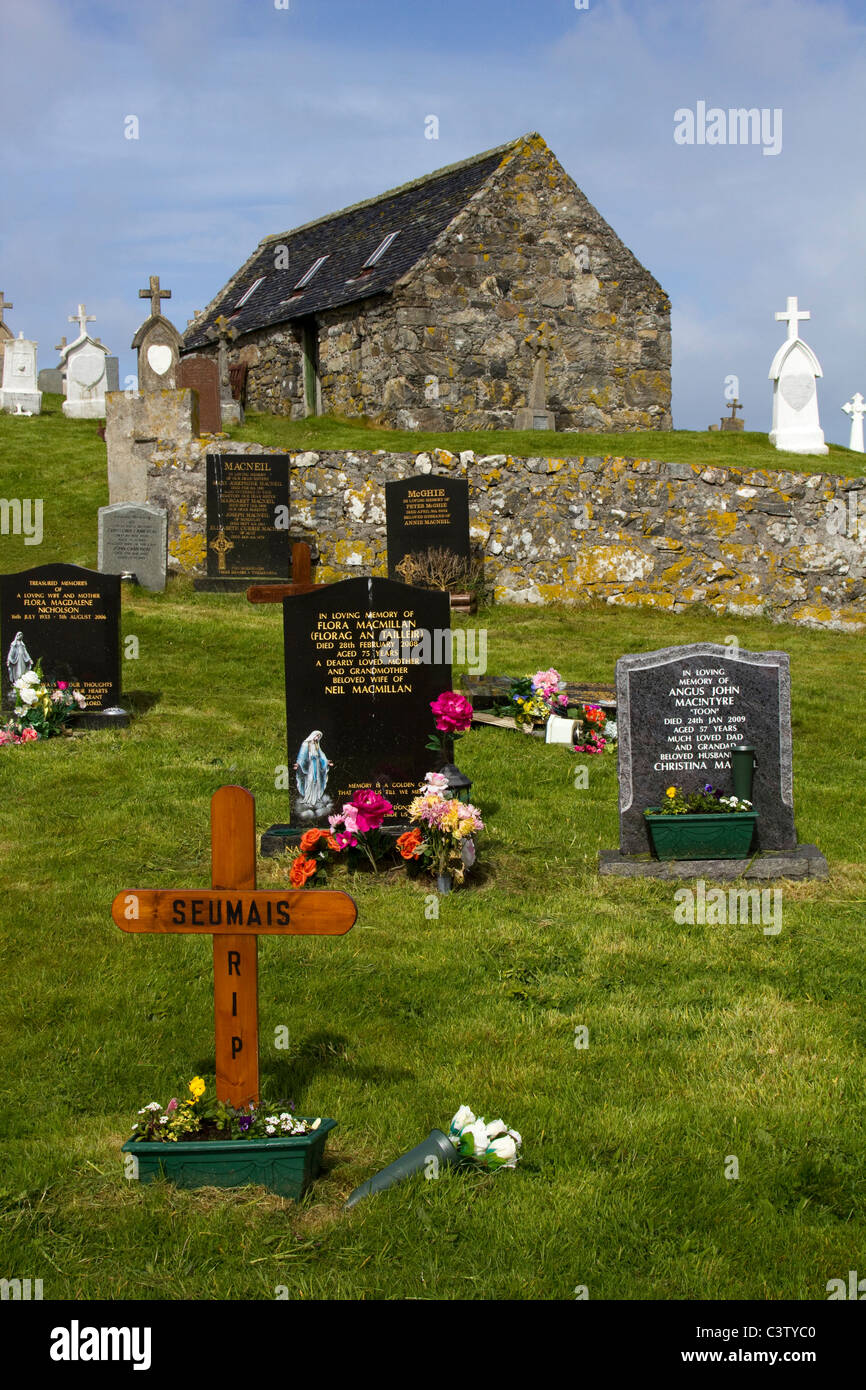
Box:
[361,231,400,270]
[294,256,329,291]
[235,277,265,308]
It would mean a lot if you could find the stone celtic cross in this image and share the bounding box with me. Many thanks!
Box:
[843,392,865,453]
[209,527,235,573]
[112,785,357,1106]
[139,274,171,319]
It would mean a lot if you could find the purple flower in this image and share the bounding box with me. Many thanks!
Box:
[237,1114,253,1132]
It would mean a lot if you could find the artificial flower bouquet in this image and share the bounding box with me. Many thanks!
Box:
[447,1105,522,1171]
[498,668,569,731]
[573,703,615,754]
[426,689,474,756]
[648,783,753,816]
[129,1075,321,1144]
[1,662,86,744]
[287,787,395,883]
[402,771,484,886]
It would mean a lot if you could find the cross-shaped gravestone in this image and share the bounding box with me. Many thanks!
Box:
[0,291,13,325]
[843,392,865,453]
[139,274,171,320]
[775,296,810,341]
[209,527,235,573]
[727,398,743,422]
[69,303,95,338]
[54,335,67,354]
[112,785,357,1106]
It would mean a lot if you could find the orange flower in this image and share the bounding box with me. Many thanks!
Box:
[289,856,318,887]
[325,834,341,851]
[396,828,423,860]
[299,828,326,853]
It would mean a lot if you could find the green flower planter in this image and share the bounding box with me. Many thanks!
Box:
[122,1118,337,1200]
[644,810,757,861]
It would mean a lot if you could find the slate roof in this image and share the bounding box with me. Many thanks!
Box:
[182,139,519,351]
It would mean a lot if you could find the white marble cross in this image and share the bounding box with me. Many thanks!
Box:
[842,392,865,453]
[775,296,810,341]
[68,303,95,338]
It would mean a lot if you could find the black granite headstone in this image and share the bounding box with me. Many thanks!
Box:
[205,453,290,579]
[385,475,470,581]
[283,577,452,827]
[1,563,121,711]
[616,643,795,853]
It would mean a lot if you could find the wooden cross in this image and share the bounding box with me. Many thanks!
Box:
[246,541,333,603]
[775,295,809,341]
[0,291,12,322]
[139,274,171,319]
[726,398,743,421]
[209,527,235,573]
[112,785,357,1106]
[69,303,95,337]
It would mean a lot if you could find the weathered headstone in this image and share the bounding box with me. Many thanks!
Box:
[0,290,13,379]
[515,329,556,430]
[616,643,799,856]
[719,398,745,432]
[264,577,452,852]
[176,354,221,433]
[98,502,168,592]
[385,475,471,581]
[62,306,110,419]
[768,296,828,455]
[112,785,357,1107]
[214,314,243,426]
[131,274,183,393]
[0,332,42,414]
[842,392,865,453]
[197,452,290,589]
[1,563,125,722]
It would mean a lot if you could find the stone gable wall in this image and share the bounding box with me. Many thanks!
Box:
[146,440,865,631]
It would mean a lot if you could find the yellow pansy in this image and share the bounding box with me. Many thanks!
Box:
[188,1076,206,1100]
[666,787,677,799]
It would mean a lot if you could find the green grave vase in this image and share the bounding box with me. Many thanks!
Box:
[122,1118,337,1200]
[644,811,758,861]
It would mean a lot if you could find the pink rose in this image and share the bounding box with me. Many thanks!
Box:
[350,788,393,832]
[430,691,473,734]
[57,681,68,690]
[20,728,38,742]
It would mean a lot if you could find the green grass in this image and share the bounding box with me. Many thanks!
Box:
[0,583,864,1300]
[1,398,865,1301]
[228,411,865,478]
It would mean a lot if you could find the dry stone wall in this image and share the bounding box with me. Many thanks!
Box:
[145,440,865,631]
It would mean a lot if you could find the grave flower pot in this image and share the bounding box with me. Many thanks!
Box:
[645,811,758,861]
[122,1118,337,1200]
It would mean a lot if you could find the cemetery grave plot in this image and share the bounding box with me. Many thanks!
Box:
[204,453,291,583]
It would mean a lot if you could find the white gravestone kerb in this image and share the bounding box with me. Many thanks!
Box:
[0,332,42,414]
[768,296,828,456]
[842,392,865,453]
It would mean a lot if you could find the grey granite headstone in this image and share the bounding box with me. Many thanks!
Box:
[98,501,167,592]
[105,356,119,392]
[38,367,64,393]
[616,643,795,854]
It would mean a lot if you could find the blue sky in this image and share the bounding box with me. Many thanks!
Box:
[2,0,864,440]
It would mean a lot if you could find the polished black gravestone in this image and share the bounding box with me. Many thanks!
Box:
[261,577,452,854]
[195,452,290,591]
[601,642,826,877]
[1,563,127,727]
[385,475,470,581]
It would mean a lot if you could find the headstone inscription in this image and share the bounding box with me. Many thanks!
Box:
[0,563,124,720]
[98,502,168,592]
[176,354,221,433]
[112,785,357,1107]
[272,578,452,846]
[615,643,796,855]
[200,453,290,587]
[385,475,471,581]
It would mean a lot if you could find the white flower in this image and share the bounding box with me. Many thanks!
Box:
[449,1105,475,1135]
[485,1118,507,1139]
[279,1112,291,1121]
[265,1124,277,1136]
[17,671,39,687]
[265,1115,279,1125]
[17,687,38,707]
[486,1135,519,1169]
[73,691,87,707]
[145,1101,161,1111]
[604,720,617,739]
[463,1118,490,1157]
[159,1116,168,1125]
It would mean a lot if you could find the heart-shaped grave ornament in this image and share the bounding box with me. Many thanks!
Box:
[146,344,174,377]
[779,373,815,413]
[69,350,106,391]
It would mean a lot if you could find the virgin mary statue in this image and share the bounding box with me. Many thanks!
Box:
[293,730,334,821]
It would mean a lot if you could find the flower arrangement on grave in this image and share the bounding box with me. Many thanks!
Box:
[648,784,753,816]
[426,690,474,757]
[447,1105,522,1171]
[0,662,86,744]
[402,771,484,886]
[129,1075,321,1144]
[287,788,395,883]
[495,668,569,730]
[571,704,618,754]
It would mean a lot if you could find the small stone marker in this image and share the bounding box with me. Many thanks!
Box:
[842,392,865,453]
[214,314,243,426]
[132,274,183,394]
[195,452,290,590]
[0,332,42,415]
[719,398,744,432]
[768,296,828,455]
[0,562,126,723]
[176,354,221,433]
[111,785,357,1106]
[98,502,168,592]
[385,475,471,581]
